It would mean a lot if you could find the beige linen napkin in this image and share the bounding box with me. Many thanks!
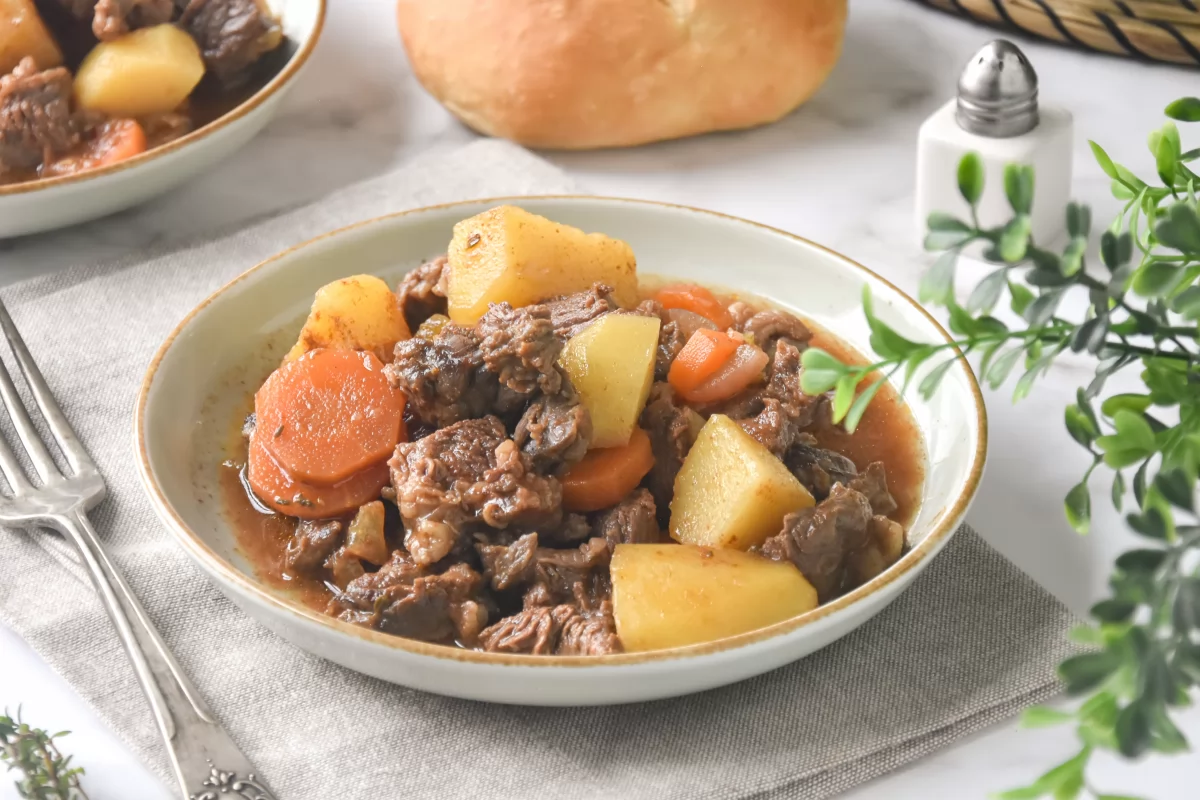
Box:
[0,140,1077,800]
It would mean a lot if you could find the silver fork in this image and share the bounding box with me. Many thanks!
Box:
[0,298,277,800]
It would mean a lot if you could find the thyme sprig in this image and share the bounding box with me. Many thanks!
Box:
[0,709,88,800]
[806,98,1200,798]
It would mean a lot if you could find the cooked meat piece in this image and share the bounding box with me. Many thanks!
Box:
[730,341,830,456]
[542,283,618,340]
[634,299,687,381]
[283,519,343,574]
[542,512,592,546]
[53,0,98,18]
[92,0,173,40]
[476,301,562,397]
[847,516,906,587]
[332,553,487,644]
[396,256,448,331]
[478,602,621,655]
[389,417,562,566]
[140,111,193,145]
[477,532,538,591]
[0,58,78,172]
[594,488,659,551]
[386,324,495,428]
[758,484,873,602]
[726,301,757,329]
[325,545,365,588]
[786,436,858,500]
[737,308,812,357]
[639,382,697,523]
[178,0,283,84]
[849,461,898,517]
[513,389,591,474]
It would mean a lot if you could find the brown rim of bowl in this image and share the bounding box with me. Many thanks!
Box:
[0,1,327,197]
[135,196,988,668]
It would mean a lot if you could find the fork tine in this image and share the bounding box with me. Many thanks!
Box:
[0,425,32,493]
[0,297,92,475]
[0,342,62,483]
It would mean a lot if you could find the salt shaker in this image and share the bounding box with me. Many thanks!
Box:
[915,40,1073,247]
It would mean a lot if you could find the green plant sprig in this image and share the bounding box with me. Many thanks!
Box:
[0,709,88,800]
[807,98,1200,799]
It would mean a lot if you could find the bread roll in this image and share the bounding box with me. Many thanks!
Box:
[395,0,847,150]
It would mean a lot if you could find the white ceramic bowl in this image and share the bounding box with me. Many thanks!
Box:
[0,0,324,239]
[136,197,986,706]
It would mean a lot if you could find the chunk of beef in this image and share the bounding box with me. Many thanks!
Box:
[332,553,488,644]
[542,283,618,341]
[634,299,687,380]
[847,515,906,587]
[0,58,78,172]
[757,484,873,602]
[283,519,342,574]
[726,301,757,329]
[513,389,591,474]
[478,602,621,655]
[737,308,812,357]
[849,461,898,517]
[730,341,829,456]
[178,0,283,84]
[396,256,448,331]
[786,436,858,501]
[476,532,538,591]
[92,0,173,40]
[593,489,659,552]
[389,417,562,566]
[476,302,562,397]
[476,533,611,610]
[638,382,697,523]
[542,512,592,546]
[386,324,494,428]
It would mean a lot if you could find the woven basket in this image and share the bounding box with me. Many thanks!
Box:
[911,0,1200,66]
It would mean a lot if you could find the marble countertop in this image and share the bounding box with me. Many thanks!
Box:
[3,0,1200,796]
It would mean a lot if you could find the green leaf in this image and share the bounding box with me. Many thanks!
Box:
[1010,282,1035,315]
[993,788,1047,800]
[926,211,971,232]
[799,348,849,374]
[1154,468,1194,510]
[1154,202,1200,252]
[800,368,844,395]
[1060,236,1086,277]
[831,373,857,424]
[1065,405,1098,446]
[1066,202,1092,238]
[1065,481,1091,534]
[986,346,1023,390]
[1131,259,1183,298]
[1019,706,1074,729]
[1165,96,1200,122]
[1095,410,1157,468]
[1090,598,1135,622]
[1025,291,1062,327]
[1091,140,1120,180]
[1115,548,1166,573]
[1116,700,1151,758]
[1156,122,1180,187]
[1053,775,1083,800]
[1112,470,1126,511]
[958,152,985,206]
[1169,285,1200,320]
[924,229,974,251]
[917,358,956,402]
[967,269,1007,314]
[1101,394,1153,417]
[1173,577,1200,633]
[1127,507,1169,539]
[1059,651,1121,694]
[999,214,1032,263]
[919,250,957,304]
[1133,460,1149,508]
[843,375,886,434]
[1005,164,1035,214]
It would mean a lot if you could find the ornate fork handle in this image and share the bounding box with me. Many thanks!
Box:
[55,508,278,800]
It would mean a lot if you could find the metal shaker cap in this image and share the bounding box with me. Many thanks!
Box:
[956,39,1039,138]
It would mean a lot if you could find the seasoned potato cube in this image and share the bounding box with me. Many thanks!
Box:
[74,25,204,117]
[670,414,814,550]
[0,0,61,75]
[611,543,818,652]
[446,205,639,324]
[558,313,659,449]
[287,275,412,363]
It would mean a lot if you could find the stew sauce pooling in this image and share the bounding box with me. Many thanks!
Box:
[221,244,925,656]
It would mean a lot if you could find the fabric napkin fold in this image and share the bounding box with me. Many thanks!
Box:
[0,139,1078,800]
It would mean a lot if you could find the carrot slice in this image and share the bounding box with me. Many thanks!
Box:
[668,329,740,395]
[654,284,734,330]
[561,428,655,512]
[256,349,406,486]
[94,119,147,166]
[247,433,390,519]
[681,344,769,404]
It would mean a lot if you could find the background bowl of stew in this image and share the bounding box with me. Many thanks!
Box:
[136,197,987,706]
[0,0,324,239]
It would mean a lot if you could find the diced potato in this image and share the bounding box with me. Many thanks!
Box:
[611,543,818,652]
[446,205,639,324]
[558,313,659,449]
[670,414,814,550]
[74,25,204,117]
[345,500,389,565]
[0,0,61,75]
[286,275,412,363]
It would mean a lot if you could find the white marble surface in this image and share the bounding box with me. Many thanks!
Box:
[3,0,1200,796]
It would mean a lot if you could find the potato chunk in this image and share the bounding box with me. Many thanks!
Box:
[287,275,412,363]
[446,205,639,324]
[558,313,659,449]
[611,543,818,652]
[670,414,814,550]
[0,0,61,75]
[74,24,204,117]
